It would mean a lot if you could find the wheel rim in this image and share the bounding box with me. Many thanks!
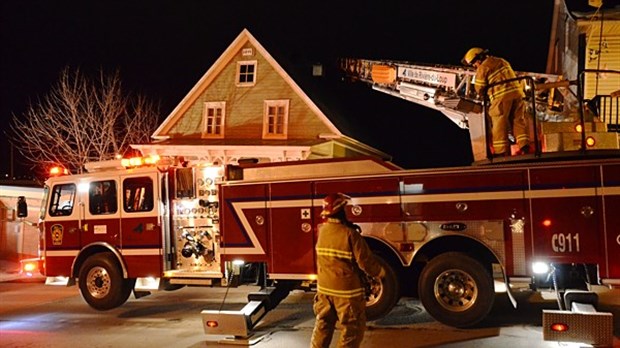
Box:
[433,268,478,312]
[366,277,384,307]
[86,266,111,299]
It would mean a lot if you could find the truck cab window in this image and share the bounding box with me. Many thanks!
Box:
[48,183,76,216]
[89,180,118,215]
[123,177,154,212]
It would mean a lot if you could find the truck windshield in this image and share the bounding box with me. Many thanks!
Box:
[48,183,77,216]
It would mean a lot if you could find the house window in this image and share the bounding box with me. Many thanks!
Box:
[203,102,225,138]
[237,60,257,86]
[263,100,289,139]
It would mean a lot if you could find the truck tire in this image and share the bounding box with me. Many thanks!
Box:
[418,252,493,327]
[78,253,133,311]
[366,256,399,320]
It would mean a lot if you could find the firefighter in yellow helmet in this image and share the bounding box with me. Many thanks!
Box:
[462,47,530,156]
[311,193,385,348]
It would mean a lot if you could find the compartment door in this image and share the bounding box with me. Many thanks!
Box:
[268,182,315,276]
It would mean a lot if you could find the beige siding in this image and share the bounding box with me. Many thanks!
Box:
[583,21,620,127]
[167,43,334,140]
[583,22,620,98]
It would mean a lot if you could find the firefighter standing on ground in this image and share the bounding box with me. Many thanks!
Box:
[462,47,530,156]
[311,193,385,348]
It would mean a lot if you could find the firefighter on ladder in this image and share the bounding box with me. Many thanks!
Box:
[462,47,530,157]
[311,193,385,348]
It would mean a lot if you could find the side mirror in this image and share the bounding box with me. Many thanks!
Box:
[17,196,28,218]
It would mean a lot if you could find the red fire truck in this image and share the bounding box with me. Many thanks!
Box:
[19,151,619,344]
[18,62,619,345]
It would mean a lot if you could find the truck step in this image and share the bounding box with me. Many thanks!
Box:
[543,309,613,346]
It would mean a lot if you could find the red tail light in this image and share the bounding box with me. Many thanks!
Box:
[550,323,569,332]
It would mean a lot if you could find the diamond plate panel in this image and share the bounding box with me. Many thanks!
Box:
[542,309,613,346]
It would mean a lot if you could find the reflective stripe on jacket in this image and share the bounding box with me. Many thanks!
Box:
[315,218,382,298]
[473,56,525,102]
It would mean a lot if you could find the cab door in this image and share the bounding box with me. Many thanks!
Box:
[44,180,80,276]
[82,178,121,248]
[119,171,162,278]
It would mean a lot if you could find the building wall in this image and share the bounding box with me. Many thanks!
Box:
[0,186,43,261]
[582,20,620,98]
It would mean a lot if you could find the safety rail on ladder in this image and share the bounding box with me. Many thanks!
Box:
[577,69,620,153]
[338,58,569,162]
[596,95,620,132]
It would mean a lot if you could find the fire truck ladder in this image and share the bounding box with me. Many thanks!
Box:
[340,58,483,127]
[340,58,514,161]
[339,58,620,162]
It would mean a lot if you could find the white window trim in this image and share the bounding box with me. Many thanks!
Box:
[203,101,226,138]
[263,99,289,139]
[236,60,257,87]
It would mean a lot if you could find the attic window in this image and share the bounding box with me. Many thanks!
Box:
[237,60,257,87]
[263,99,289,139]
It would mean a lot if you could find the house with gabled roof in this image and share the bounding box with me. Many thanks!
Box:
[133,29,391,167]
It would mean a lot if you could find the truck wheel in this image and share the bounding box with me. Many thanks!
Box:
[418,252,493,327]
[366,257,400,320]
[78,253,133,311]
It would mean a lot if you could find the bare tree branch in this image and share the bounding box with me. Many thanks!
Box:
[9,67,160,176]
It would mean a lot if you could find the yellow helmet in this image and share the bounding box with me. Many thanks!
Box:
[462,47,488,66]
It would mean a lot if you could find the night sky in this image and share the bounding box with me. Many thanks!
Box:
[1,0,557,179]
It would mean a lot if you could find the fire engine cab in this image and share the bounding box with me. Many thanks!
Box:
[20,149,619,346]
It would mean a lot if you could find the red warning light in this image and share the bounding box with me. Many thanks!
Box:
[550,323,569,332]
[542,219,552,227]
[206,321,219,328]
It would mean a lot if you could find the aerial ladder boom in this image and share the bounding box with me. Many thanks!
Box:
[340,59,490,161]
[339,58,619,162]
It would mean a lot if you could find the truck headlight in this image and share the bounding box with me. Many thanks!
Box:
[532,262,550,274]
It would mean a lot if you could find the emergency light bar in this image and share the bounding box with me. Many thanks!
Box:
[49,166,69,176]
[83,155,161,172]
[121,155,160,168]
